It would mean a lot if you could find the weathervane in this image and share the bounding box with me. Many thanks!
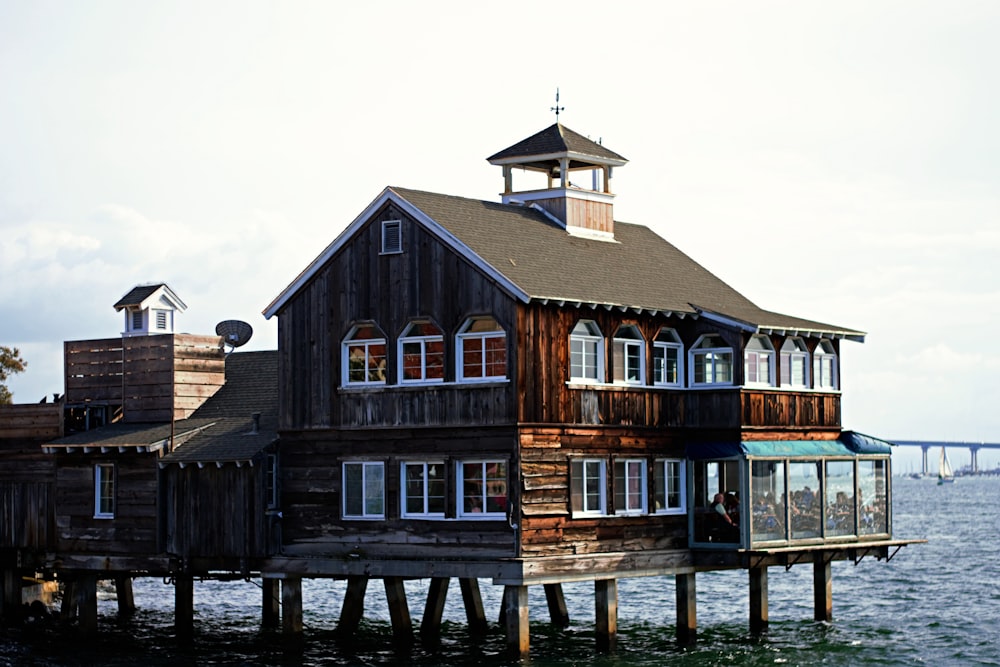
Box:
[550,88,564,121]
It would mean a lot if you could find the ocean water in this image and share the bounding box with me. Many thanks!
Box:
[2,477,997,666]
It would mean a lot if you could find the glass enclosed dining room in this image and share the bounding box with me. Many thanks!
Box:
[688,432,892,549]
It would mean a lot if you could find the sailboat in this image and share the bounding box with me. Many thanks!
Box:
[937,447,955,485]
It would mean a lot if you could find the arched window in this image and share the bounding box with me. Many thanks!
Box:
[780,338,809,388]
[612,324,645,385]
[813,340,838,389]
[398,320,444,383]
[342,323,387,386]
[689,334,733,386]
[744,335,775,387]
[569,320,604,382]
[457,316,507,382]
[653,328,683,387]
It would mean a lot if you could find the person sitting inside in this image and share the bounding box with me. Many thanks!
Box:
[710,492,739,542]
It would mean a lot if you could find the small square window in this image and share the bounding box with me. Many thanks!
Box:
[155,311,167,330]
[381,220,402,254]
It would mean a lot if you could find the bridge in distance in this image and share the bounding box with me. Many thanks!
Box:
[891,440,1000,475]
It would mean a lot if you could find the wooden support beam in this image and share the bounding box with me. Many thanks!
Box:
[60,580,76,620]
[459,577,489,637]
[675,572,697,645]
[420,577,450,645]
[384,577,413,646]
[281,577,303,635]
[749,566,768,634]
[543,583,570,627]
[595,579,618,653]
[114,575,135,617]
[813,553,833,622]
[338,575,368,636]
[174,575,194,638]
[502,585,530,659]
[262,577,280,628]
[2,569,20,621]
[76,575,99,634]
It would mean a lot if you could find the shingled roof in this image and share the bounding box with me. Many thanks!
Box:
[113,283,186,312]
[487,123,628,167]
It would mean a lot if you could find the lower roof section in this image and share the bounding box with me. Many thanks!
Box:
[688,431,893,460]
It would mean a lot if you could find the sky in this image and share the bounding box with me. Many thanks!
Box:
[2,1,998,471]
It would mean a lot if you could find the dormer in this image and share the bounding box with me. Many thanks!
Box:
[487,123,628,240]
[114,283,187,337]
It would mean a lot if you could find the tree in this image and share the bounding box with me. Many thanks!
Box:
[0,345,28,404]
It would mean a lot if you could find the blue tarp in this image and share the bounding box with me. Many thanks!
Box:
[686,431,893,460]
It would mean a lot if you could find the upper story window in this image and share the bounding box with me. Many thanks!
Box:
[343,324,387,386]
[813,340,838,389]
[653,459,686,515]
[744,335,775,387]
[570,458,607,516]
[94,463,116,519]
[457,316,507,382]
[154,310,168,330]
[399,320,444,384]
[690,334,733,386]
[612,325,645,385]
[653,328,683,387]
[780,337,809,388]
[570,320,604,382]
[402,461,445,519]
[131,311,143,331]
[613,459,647,515]
[458,460,507,518]
[381,219,402,254]
[343,461,385,519]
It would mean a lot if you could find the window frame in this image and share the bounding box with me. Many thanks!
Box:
[744,334,776,387]
[653,458,686,515]
[569,320,604,383]
[381,219,402,254]
[613,458,648,515]
[570,458,608,517]
[342,461,386,520]
[456,316,507,382]
[457,460,508,520]
[342,323,388,387]
[813,340,838,390]
[398,320,445,384]
[689,334,734,386]
[94,463,116,519]
[401,461,447,519]
[611,325,646,385]
[265,453,279,509]
[653,328,683,387]
[780,337,809,389]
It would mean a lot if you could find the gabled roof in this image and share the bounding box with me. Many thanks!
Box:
[263,187,864,341]
[113,283,187,312]
[487,123,627,167]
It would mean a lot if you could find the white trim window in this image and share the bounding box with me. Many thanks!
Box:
[457,316,507,381]
[381,219,402,254]
[653,328,683,387]
[458,460,508,518]
[780,337,809,388]
[399,320,445,384]
[813,340,838,389]
[343,324,387,386]
[265,453,279,509]
[570,458,607,516]
[612,325,645,385]
[342,461,385,519]
[613,459,647,515]
[690,334,733,386]
[653,459,686,515]
[402,461,446,518]
[744,335,775,387]
[94,463,115,519]
[569,320,604,382]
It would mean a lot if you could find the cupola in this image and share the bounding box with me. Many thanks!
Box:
[487,123,628,240]
[114,283,186,337]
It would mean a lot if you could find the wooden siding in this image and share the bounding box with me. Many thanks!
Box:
[276,202,518,431]
[0,403,63,441]
[279,427,518,559]
[741,389,841,429]
[65,334,224,422]
[0,438,55,550]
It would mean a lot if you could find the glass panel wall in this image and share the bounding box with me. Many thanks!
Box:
[692,460,741,545]
[751,460,785,542]
[825,460,855,537]
[789,461,822,539]
[859,459,889,535]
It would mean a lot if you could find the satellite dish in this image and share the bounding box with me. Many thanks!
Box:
[216,320,253,353]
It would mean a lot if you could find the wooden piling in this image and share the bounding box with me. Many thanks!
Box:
[749,566,768,633]
[76,574,98,634]
[262,577,280,628]
[60,580,76,620]
[503,585,530,659]
[1,569,20,620]
[338,575,368,635]
[675,572,697,644]
[813,552,833,622]
[458,577,489,636]
[420,577,450,645]
[114,574,135,617]
[544,583,570,627]
[595,579,618,653]
[281,577,303,635]
[384,577,413,646]
[174,575,194,638]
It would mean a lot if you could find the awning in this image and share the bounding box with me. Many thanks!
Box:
[687,431,893,460]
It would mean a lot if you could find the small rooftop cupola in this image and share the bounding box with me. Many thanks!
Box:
[114,283,187,337]
[487,123,628,240]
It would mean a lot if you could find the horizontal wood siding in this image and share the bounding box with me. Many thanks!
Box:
[0,438,55,549]
[0,403,63,440]
[280,427,518,559]
[276,202,518,431]
[741,390,841,429]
